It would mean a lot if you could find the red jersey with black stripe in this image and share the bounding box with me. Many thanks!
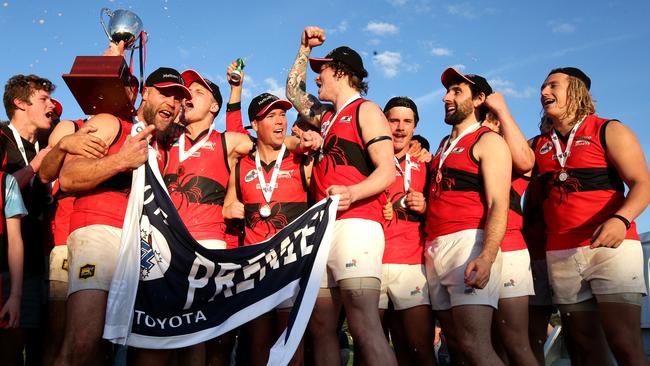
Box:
[425,126,492,239]
[163,129,231,242]
[501,173,529,252]
[311,98,382,222]
[382,157,428,264]
[51,119,85,246]
[236,150,308,246]
[534,115,639,250]
[69,118,132,232]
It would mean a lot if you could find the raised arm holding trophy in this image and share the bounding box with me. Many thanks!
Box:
[62,8,147,118]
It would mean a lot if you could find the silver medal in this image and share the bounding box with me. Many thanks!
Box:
[558,171,568,182]
[260,204,271,218]
[399,195,407,208]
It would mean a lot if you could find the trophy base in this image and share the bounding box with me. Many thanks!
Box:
[63,56,138,118]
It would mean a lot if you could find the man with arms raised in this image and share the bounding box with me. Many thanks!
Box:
[286,26,396,365]
[535,67,650,366]
[481,93,538,365]
[55,67,190,365]
[425,68,511,365]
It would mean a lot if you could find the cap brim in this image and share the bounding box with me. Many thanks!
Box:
[152,82,192,99]
[181,69,214,94]
[309,57,333,73]
[256,99,293,118]
[51,98,63,116]
[441,67,475,89]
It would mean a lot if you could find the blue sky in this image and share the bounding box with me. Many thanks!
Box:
[1,0,649,231]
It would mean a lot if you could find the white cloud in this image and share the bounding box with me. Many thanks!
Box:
[365,21,399,36]
[264,78,284,98]
[373,51,402,78]
[449,63,466,71]
[387,0,408,5]
[447,3,477,19]
[328,20,348,34]
[549,21,576,34]
[488,78,536,99]
[414,88,445,107]
[431,47,452,56]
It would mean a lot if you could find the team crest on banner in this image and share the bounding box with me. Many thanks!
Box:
[104,135,336,366]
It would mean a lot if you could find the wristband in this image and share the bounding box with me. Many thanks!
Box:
[611,214,631,230]
[226,102,241,112]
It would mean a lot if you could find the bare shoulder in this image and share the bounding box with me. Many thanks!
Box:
[86,113,121,144]
[475,130,509,159]
[48,120,77,146]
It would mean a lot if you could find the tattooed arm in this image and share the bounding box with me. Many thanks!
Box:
[286,26,333,128]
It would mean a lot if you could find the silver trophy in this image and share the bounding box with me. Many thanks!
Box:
[100,8,145,50]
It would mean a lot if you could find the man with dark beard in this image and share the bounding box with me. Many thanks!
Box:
[424,68,511,365]
[55,67,191,366]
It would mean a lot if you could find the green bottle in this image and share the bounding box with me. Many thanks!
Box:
[229,58,245,83]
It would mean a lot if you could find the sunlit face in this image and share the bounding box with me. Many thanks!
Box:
[442,83,475,126]
[23,89,55,129]
[252,107,287,149]
[142,87,184,132]
[540,73,570,121]
[386,106,416,154]
[182,82,218,124]
[315,63,338,102]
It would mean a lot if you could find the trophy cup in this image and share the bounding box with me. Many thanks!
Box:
[62,8,146,118]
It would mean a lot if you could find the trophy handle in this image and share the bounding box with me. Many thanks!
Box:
[99,8,113,42]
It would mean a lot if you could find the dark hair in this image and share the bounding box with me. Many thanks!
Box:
[329,60,368,95]
[4,74,55,119]
[411,134,430,151]
[383,96,420,126]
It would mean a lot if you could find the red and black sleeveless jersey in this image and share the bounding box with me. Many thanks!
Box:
[0,123,51,275]
[502,173,530,252]
[70,118,132,232]
[163,129,231,241]
[382,157,428,264]
[311,98,382,222]
[522,174,547,260]
[425,126,492,239]
[533,114,638,250]
[236,150,308,246]
[51,119,85,247]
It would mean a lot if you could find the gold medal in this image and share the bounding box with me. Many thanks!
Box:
[436,169,442,183]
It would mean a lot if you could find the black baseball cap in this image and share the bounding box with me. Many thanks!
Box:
[309,46,368,78]
[441,67,493,96]
[547,67,591,90]
[248,93,293,123]
[181,69,224,115]
[383,96,420,124]
[145,67,191,99]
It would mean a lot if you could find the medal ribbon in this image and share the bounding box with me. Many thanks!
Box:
[8,123,39,167]
[394,153,411,192]
[255,144,287,204]
[550,116,586,171]
[179,125,214,163]
[437,122,481,172]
